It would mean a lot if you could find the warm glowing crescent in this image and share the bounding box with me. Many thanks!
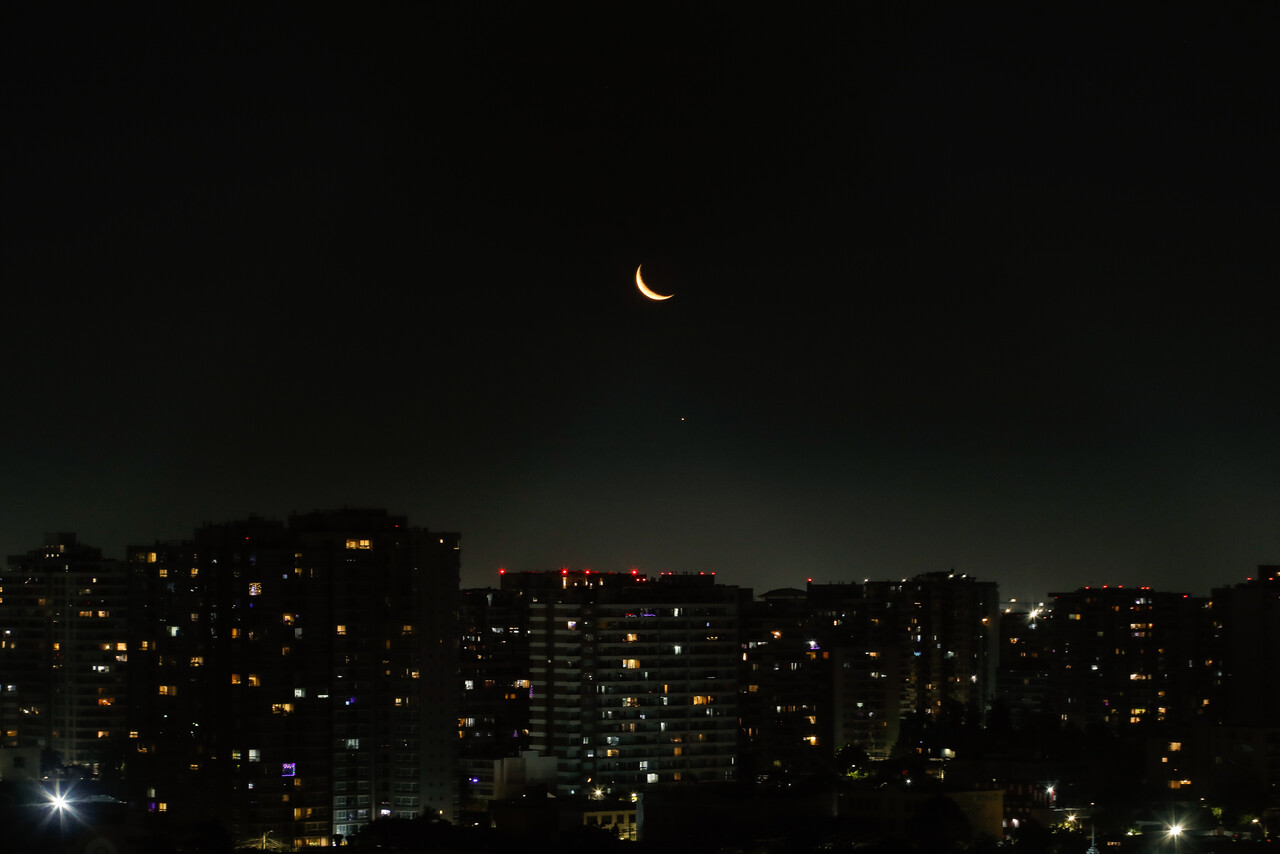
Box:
[635,265,673,300]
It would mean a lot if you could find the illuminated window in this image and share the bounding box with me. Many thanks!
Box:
[1169,742,1182,752]
[345,539,372,550]
[622,659,641,669]
[158,685,176,696]
[189,656,204,667]
[247,674,261,687]
[249,582,262,596]
[692,695,712,705]
[231,674,241,685]
[336,625,347,636]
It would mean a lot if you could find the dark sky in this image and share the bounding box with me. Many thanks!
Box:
[5,5,1279,602]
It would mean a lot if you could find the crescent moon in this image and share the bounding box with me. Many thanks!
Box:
[635,265,673,300]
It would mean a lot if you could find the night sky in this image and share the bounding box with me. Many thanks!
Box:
[6,6,1280,602]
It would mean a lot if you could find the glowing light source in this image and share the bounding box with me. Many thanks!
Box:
[635,265,673,300]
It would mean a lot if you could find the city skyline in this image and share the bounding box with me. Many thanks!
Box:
[6,7,1280,606]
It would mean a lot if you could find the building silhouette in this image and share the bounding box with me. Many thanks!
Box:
[0,533,129,774]
[126,510,459,846]
[808,573,999,760]
[739,587,831,779]
[1041,586,1212,731]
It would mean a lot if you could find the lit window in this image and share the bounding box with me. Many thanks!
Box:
[249,582,262,596]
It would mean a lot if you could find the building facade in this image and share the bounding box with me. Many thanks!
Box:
[0,534,129,773]
[1042,586,1212,731]
[127,510,459,846]
[811,573,999,760]
[502,570,746,796]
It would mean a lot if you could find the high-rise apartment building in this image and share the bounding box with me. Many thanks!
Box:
[810,573,999,759]
[1209,568,1280,727]
[127,510,459,847]
[1042,586,1211,730]
[501,570,746,796]
[739,587,831,778]
[0,534,129,773]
